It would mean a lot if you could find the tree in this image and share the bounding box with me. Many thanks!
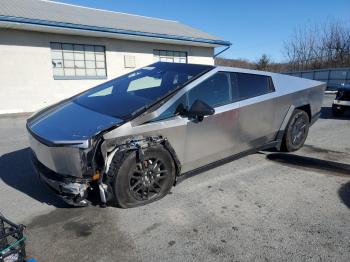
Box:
[284,20,350,71]
[255,54,271,71]
[215,57,256,69]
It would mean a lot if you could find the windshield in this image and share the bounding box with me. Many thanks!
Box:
[74,62,213,119]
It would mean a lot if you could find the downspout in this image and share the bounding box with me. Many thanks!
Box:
[214,44,232,58]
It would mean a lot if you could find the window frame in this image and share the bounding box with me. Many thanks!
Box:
[152,71,235,121]
[50,42,108,80]
[187,71,233,109]
[233,72,275,101]
[151,71,277,122]
[153,49,188,64]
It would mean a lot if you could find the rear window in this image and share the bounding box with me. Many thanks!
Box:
[236,73,275,100]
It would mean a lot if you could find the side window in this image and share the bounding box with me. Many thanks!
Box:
[152,94,187,121]
[236,73,274,100]
[230,73,239,102]
[188,72,231,108]
[152,72,235,122]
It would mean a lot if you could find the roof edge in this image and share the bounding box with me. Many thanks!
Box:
[0,15,232,46]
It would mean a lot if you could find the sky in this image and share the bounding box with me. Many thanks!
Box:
[56,0,350,62]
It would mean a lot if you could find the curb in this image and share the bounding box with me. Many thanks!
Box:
[0,112,33,119]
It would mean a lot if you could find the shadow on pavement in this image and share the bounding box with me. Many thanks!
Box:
[338,182,350,209]
[267,153,350,209]
[266,153,350,177]
[320,106,350,120]
[0,147,68,208]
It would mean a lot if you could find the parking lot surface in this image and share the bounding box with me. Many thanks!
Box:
[0,94,349,262]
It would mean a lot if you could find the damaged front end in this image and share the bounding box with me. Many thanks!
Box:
[28,124,180,207]
[26,100,125,207]
[30,151,91,206]
[28,129,101,206]
[101,135,181,177]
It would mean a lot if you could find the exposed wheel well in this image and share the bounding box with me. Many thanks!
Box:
[103,136,181,181]
[296,104,311,121]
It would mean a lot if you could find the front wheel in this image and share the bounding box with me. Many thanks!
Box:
[108,145,175,208]
[332,104,344,116]
[281,109,310,152]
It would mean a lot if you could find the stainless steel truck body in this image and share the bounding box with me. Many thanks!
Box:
[27,62,326,207]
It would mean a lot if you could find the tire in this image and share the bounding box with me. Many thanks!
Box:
[108,145,175,208]
[281,109,310,152]
[332,104,344,116]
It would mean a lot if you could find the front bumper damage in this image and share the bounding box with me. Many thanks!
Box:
[30,151,91,206]
[29,134,181,207]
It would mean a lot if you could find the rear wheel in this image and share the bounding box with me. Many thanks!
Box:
[108,145,175,208]
[332,104,344,116]
[281,109,310,152]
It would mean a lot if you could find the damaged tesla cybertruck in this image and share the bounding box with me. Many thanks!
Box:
[27,62,326,207]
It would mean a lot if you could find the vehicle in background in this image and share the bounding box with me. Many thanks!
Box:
[332,84,350,116]
[27,62,326,208]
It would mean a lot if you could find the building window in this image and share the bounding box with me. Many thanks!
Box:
[50,42,107,79]
[154,50,187,63]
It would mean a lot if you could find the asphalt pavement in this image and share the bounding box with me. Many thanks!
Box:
[0,94,349,262]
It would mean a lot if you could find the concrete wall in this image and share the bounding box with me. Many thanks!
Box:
[0,28,214,113]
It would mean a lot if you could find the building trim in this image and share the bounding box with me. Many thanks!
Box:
[0,15,231,47]
[53,76,108,81]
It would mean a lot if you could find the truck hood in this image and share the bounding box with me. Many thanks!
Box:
[27,101,123,146]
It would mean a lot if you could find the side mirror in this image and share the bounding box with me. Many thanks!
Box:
[187,99,215,122]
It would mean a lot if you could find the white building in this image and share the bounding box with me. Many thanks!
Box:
[0,0,230,114]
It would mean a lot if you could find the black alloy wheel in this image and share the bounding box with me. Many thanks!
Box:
[281,109,310,152]
[332,104,345,116]
[129,158,169,201]
[108,145,175,208]
[290,113,308,146]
